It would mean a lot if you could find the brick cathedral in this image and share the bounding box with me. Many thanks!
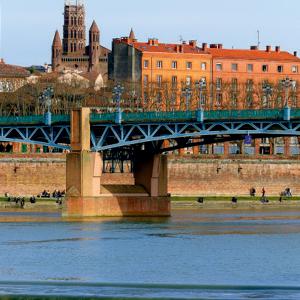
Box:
[52,0,110,77]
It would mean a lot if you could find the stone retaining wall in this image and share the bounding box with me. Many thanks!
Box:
[0,154,300,196]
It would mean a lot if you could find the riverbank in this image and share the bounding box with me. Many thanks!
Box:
[1,196,300,212]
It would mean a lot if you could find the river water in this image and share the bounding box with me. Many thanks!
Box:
[1,209,300,299]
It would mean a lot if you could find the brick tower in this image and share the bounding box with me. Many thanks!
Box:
[52,30,62,70]
[89,20,101,72]
[62,0,86,55]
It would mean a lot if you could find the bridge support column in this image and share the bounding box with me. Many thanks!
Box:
[134,153,168,197]
[64,108,170,218]
[284,137,291,156]
[224,142,229,156]
[255,139,260,155]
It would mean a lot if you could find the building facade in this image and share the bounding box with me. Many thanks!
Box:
[110,36,300,108]
[208,44,300,110]
[52,0,110,79]
[109,35,300,156]
[0,59,30,92]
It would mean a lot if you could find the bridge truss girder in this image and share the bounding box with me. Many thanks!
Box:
[0,120,300,152]
[91,120,300,152]
[0,125,71,150]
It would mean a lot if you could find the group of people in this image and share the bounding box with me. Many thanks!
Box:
[250,187,293,201]
[38,190,65,199]
[249,187,267,198]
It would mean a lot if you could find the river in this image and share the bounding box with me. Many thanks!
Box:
[0,209,300,299]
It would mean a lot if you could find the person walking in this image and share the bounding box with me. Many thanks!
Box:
[262,187,266,198]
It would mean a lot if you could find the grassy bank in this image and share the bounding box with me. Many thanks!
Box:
[0,197,59,202]
[171,196,300,202]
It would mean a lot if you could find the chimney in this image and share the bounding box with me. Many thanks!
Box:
[210,44,218,49]
[250,46,258,50]
[294,51,298,57]
[0,58,4,64]
[182,41,186,45]
[202,43,208,51]
[179,45,184,53]
[148,38,158,46]
[275,46,280,53]
[189,40,197,48]
[266,45,271,52]
[218,44,223,49]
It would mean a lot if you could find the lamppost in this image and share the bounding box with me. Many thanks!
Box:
[195,79,206,122]
[262,84,273,109]
[39,86,54,126]
[281,77,295,121]
[113,84,124,124]
[129,89,137,112]
[281,77,295,107]
[182,86,192,112]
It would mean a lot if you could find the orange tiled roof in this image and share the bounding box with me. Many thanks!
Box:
[131,42,206,54]
[208,48,300,62]
[0,62,30,78]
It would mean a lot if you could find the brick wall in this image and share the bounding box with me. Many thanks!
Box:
[1,154,300,196]
[168,157,300,196]
[0,154,66,196]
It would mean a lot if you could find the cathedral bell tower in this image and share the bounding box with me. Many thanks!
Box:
[89,20,101,72]
[62,0,86,55]
[52,30,62,71]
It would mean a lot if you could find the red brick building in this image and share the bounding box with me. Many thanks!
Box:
[52,0,110,80]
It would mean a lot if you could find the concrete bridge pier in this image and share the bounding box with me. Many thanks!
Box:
[134,152,168,198]
[64,108,170,217]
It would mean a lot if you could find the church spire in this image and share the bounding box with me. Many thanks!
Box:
[52,30,62,47]
[129,28,136,40]
[90,20,100,33]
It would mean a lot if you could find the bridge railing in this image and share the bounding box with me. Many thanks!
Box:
[0,108,298,125]
[0,114,70,125]
[91,109,285,123]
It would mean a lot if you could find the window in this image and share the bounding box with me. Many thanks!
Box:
[144,60,149,68]
[201,62,207,71]
[247,64,253,72]
[246,94,253,108]
[171,76,177,87]
[231,78,238,91]
[277,65,283,73]
[186,76,192,86]
[262,65,268,72]
[143,75,149,85]
[216,78,222,90]
[186,62,192,70]
[246,79,253,92]
[157,75,162,86]
[200,94,206,106]
[292,65,299,73]
[231,63,238,71]
[231,93,238,108]
[157,61,163,69]
[216,93,223,107]
[171,61,177,69]
[216,63,222,71]
[199,77,207,88]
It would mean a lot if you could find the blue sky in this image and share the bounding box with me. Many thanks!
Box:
[1,0,300,66]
